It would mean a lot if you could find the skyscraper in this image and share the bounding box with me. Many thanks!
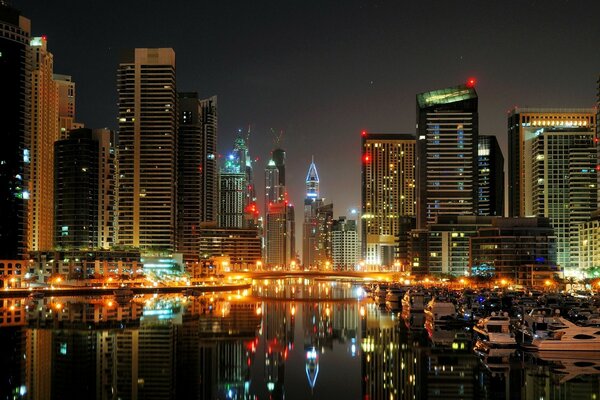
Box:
[264,159,281,212]
[116,48,177,252]
[266,202,294,267]
[264,146,292,267]
[177,92,218,262]
[331,217,359,270]
[0,3,30,259]
[219,153,246,229]
[314,202,333,268]
[54,74,82,140]
[477,135,504,216]
[361,132,415,268]
[508,108,597,273]
[28,36,59,252]
[54,128,115,250]
[416,82,479,228]
[302,158,322,267]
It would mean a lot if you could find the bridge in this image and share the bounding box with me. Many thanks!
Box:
[225,270,403,282]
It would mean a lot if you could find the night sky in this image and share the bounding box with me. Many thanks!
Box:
[19,0,600,227]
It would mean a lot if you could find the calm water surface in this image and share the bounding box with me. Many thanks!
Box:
[1,278,599,399]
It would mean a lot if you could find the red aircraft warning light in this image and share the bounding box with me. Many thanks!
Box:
[361,130,367,137]
[466,78,476,88]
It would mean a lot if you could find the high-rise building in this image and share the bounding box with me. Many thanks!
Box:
[265,203,287,267]
[302,158,322,267]
[477,135,504,216]
[264,159,281,212]
[264,146,292,268]
[508,108,596,273]
[331,217,358,270]
[28,36,59,252]
[272,148,286,186]
[0,3,31,259]
[416,82,479,228]
[232,134,259,228]
[219,154,246,229]
[361,132,415,268]
[315,203,333,268]
[177,92,218,262]
[265,202,295,268]
[54,128,115,250]
[116,48,177,252]
[54,74,83,139]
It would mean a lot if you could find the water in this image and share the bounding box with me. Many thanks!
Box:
[1,279,599,399]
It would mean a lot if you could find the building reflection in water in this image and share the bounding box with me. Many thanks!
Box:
[0,281,599,399]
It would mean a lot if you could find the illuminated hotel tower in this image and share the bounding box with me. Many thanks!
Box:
[302,158,323,267]
[361,132,416,268]
[116,48,177,252]
[28,36,59,252]
[177,92,218,262]
[416,81,479,229]
[0,2,30,258]
[508,108,597,272]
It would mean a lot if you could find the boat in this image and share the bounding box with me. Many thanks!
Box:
[514,307,561,343]
[402,290,426,313]
[424,297,457,325]
[528,317,600,351]
[472,312,516,353]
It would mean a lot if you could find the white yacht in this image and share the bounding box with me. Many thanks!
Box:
[529,317,600,351]
[424,298,457,324]
[473,312,516,352]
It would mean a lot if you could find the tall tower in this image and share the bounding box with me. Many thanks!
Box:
[416,81,479,228]
[177,92,218,262]
[477,135,504,216]
[302,158,322,267]
[28,36,59,252]
[265,146,293,268]
[264,159,280,212]
[219,153,246,228]
[0,3,31,259]
[54,74,82,139]
[54,128,115,250]
[508,108,597,273]
[361,132,415,268]
[116,48,177,252]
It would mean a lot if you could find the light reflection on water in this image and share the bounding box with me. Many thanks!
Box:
[0,279,599,399]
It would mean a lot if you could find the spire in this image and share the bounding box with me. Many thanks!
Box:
[305,157,319,198]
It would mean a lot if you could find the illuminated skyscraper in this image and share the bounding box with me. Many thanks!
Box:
[264,159,281,212]
[477,135,504,216]
[28,36,59,252]
[416,81,479,228]
[361,132,415,268]
[116,48,177,252]
[264,146,292,267]
[0,3,30,258]
[508,108,596,273]
[302,158,322,267]
[219,153,246,229]
[177,92,218,262]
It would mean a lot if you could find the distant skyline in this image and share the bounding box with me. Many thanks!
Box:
[19,0,600,224]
